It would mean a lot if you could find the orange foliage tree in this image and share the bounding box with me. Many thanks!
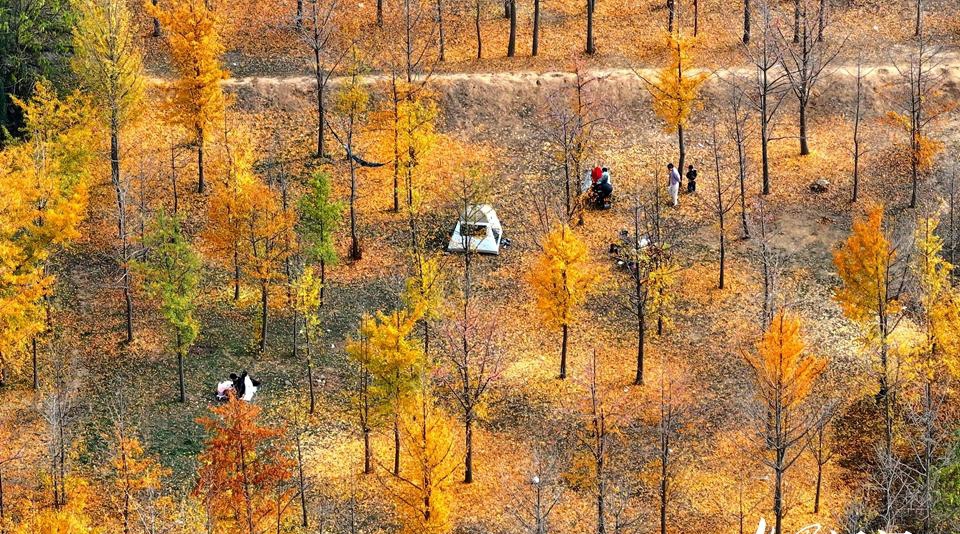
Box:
[833,205,902,458]
[147,0,230,194]
[195,396,295,534]
[743,311,826,534]
[528,224,595,379]
[207,130,295,353]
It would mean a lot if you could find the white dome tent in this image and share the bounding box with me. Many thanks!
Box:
[447,204,504,255]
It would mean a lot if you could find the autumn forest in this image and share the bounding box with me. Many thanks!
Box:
[1,0,960,532]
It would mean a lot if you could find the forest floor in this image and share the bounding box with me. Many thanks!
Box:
[5,5,960,530]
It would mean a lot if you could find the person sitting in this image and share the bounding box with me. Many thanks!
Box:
[591,166,603,186]
[596,172,613,208]
[235,370,261,402]
[216,373,238,400]
[216,371,261,401]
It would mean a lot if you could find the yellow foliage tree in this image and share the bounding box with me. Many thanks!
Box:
[833,204,900,456]
[0,83,92,386]
[73,0,146,343]
[147,0,230,194]
[528,224,595,379]
[206,130,295,353]
[743,311,826,534]
[644,35,707,172]
[392,382,458,534]
[107,431,169,534]
[291,265,324,413]
[361,306,425,475]
[14,476,99,533]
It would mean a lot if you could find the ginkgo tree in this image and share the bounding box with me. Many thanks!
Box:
[529,224,596,380]
[0,83,93,388]
[642,35,708,173]
[135,211,201,403]
[743,311,826,534]
[833,205,903,460]
[72,0,145,344]
[147,0,230,194]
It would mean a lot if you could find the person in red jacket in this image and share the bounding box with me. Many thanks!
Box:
[591,166,603,185]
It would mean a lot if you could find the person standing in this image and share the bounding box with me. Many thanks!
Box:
[686,164,697,193]
[667,163,681,206]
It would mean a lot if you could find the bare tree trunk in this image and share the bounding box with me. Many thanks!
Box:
[667,0,675,33]
[742,0,750,43]
[296,432,308,527]
[437,0,446,61]
[792,0,800,42]
[677,124,686,177]
[559,324,569,379]
[915,0,923,37]
[177,333,186,402]
[586,0,596,54]
[693,0,698,35]
[393,415,401,476]
[817,0,825,41]
[314,45,326,159]
[259,282,269,353]
[475,0,483,59]
[32,338,38,390]
[197,127,205,193]
[377,0,383,26]
[799,100,810,156]
[532,0,541,55]
[507,0,516,56]
[464,410,474,483]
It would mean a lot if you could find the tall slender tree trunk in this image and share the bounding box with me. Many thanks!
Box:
[197,127,205,193]
[799,101,810,156]
[475,0,483,59]
[817,0,825,41]
[532,0,541,55]
[349,157,362,260]
[177,334,186,402]
[296,432,309,527]
[667,0,675,33]
[260,283,269,353]
[393,415,401,476]
[693,0,699,35]
[507,0,517,56]
[306,332,317,414]
[635,309,645,385]
[559,323,569,379]
[915,0,923,37]
[315,47,326,159]
[659,428,669,534]
[677,125,686,176]
[464,410,474,483]
[742,0,750,43]
[437,0,446,61]
[32,338,39,390]
[377,0,383,26]
[112,118,134,344]
[586,0,595,54]
[792,0,800,42]
[737,137,749,238]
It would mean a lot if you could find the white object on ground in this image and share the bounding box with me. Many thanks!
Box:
[447,204,503,255]
[241,375,258,402]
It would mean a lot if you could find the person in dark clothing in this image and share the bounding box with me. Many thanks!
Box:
[597,173,613,207]
[686,165,697,193]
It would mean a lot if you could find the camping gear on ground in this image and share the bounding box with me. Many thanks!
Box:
[447,204,504,255]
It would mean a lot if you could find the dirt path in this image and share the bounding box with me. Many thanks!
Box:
[147,50,960,93]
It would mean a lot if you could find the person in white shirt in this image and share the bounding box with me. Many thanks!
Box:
[667,163,681,206]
